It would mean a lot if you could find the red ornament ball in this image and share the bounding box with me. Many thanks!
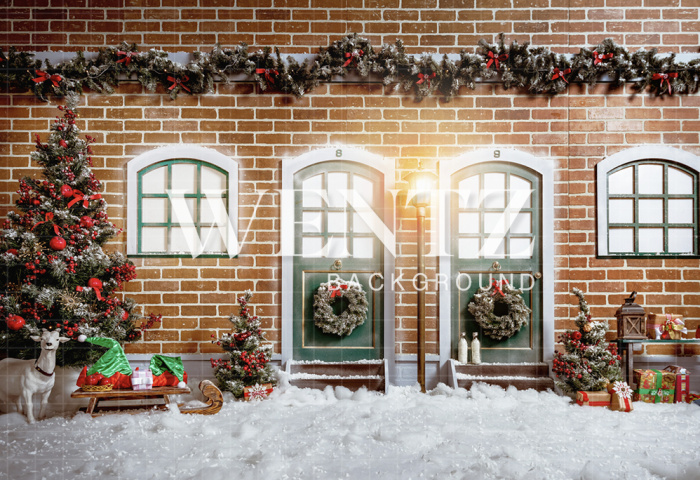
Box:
[60,185,73,198]
[122,310,129,321]
[79,216,94,228]
[87,278,102,290]
[6,314,26,331]
[49,236,67,251]
[6,249,18,256]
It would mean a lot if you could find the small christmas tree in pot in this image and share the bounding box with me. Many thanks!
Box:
[0,97,159,366]
[211,291,276,399]
[553,288,622,397]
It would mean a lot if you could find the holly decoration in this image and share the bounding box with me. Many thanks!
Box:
[210,291,276,399]
[0,99,160,367]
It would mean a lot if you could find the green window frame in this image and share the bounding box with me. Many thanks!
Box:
[136,159,231,257]
[605,160,698,257]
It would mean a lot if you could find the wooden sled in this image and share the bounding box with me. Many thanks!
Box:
[71,380,223,416]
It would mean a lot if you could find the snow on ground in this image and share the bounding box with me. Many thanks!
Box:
[1,372,699,480]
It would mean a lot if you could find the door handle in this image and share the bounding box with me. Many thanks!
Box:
[534,272,542,279]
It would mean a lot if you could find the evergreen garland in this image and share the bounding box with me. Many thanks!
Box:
[467,280,531,341]
[2,33,699,102]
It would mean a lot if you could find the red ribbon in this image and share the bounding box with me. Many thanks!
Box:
[255,68,278,84]
[490,279,509,297]
[167,75,191,92]
[486,51,508,70]
[31,212,61,235]
[329,284,349,298]
[77,284,102,300]
[592,51,614,65]
[343,49,364,67]
[417,72,436,86]
[67,190,102,208]
[551,67,571,83]
[33,70,62,87]
[116,51,137,66]
[652,72,678,95]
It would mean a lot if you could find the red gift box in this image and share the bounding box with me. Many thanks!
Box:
[665,365,690,403]
[575,391,611,407]
[243,383,274,401]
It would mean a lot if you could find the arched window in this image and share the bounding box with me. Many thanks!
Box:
[126,146,238,257]
[596,147,699,257]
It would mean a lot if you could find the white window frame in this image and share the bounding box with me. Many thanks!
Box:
[596,146,700,257]
[126,146,239,257]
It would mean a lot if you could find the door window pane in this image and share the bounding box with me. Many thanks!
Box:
[327,237,349,257]
[302,174,323,208]
[353,237,374,258]
[327,212,347,233]
[482,237,505,258]
[327,172,348,208]
[510,213,532,235]
[510,238,533,259]
[510,176,532,208]
[458,176,479,209]
[302,211,322,233]
[484,212,506,234]
[459,212,480,234]
[483,173,505,208]
[458,238,479,259]
[353,175,374,205]
[302,237,323,257]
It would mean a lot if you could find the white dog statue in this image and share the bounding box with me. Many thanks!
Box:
[0,329,70,423]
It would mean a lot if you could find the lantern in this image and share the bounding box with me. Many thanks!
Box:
[615,291,647,339]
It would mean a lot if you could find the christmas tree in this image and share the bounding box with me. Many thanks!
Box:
[0,97,158,367]
[210,291,276,398]
[552,288,622,394]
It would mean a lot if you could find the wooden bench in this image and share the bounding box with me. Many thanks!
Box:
[71,380,223,416]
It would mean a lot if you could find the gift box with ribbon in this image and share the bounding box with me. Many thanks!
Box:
[607,381,634,412]
[575,390,611,407]
[647,313,686,340]
[664,365,690,403]
[243,383,273,401]
[131,367,154,391]
[633,369,675,403]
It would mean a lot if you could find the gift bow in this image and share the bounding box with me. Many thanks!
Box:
[490,279,509,297]
[31,212,61,235]
[486,51,508,70]
[652,72,678,95]
[417,72,436,86]
[592,51,614,65]
[611,381,633,411]
[167,75,191,92]
[343,49,364,67]
[245,383,272,401]
[33,70,62,87]
[551,67,571,83]
[663,314,685,332]
[255,68,278,84]
[116,51,137,66]
[67,190,102,208]
[329,283,349,298]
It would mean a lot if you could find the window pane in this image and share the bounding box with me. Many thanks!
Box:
[483,236,505,258]
[142,166,167,194]
[353,237,374,258]
[639,228,664,253]
[171,226,198,253]
[302,174,323,208]
[327,211,347,233]
[483,173,505,208]
[609,167,633,195]
[302,237,323,257]
[484,212,506,234]
[353,175,374,206]
[302,211,322,233]
[171,163,197,194]
[141,198,167,223]
[200,195,228,224]
[638,199,664,224]
[459,212,480,234]
[638,164,663,194]
[668,167,693,195]
[609,228,634,253]
[200,227,225,253]
[353,213,372,233]
[510,213,532,234]
[608,199,633,224]
[668,228,694,254]
[458,237,479,259]
[327,172,348,208]
[668,199,693,224]
[510,176,532,208]
[327,236,348,257]
[201,167,226,193]
[141,227,167,252]
[458,176,479,209]
[510,238,533,259]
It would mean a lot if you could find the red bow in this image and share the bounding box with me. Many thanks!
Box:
[33,70,62,87]
[343,49,364,67]
[552,67,571,83]
[490,279,509,297]
[31,212,61,235]
[167,75,191,92]
[77,284,102,301]
[329,284,349,298]
[255,68,278,84]
[486,51,508,70]
[417,72,436,86]
[116,51,137,66]
[67,190,102,208]
[652,72,678,95]
[592,51,614,65]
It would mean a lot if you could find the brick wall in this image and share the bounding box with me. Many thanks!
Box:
[2,2,700,359]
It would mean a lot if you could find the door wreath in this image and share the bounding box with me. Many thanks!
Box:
[313,279,369,337]
[467,279,531,340]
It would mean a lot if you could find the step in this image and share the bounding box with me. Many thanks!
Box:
[454,362,551,378]
[289,360,384,377]
[456,374,555,392]
[287,360,386,392]
[289,374,385,392]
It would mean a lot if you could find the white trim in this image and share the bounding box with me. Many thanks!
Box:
[126,145,239,256]
[596,146,700,256]
[280,147,396,381]
[438,148,555,382]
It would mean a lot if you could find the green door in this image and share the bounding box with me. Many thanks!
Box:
[451,163,542,363]
[293,161,384,361]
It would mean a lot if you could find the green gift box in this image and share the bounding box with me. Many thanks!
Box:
[633,369,675,403]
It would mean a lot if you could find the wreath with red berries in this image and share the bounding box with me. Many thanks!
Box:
[313,279,368,337]
[467,280,531,340]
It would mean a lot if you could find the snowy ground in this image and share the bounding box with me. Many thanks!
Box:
[1,370,699,480]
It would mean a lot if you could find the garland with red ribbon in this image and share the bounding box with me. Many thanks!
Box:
[167,75,191,92]
[467,279,531,341]
[417,72,436,87]
[552,67,571,83]
[486,51,508,70]
[652,72,678,95]
[343,49,364,67]
[313,279,368,337]
[593,51,614,65]
[255,68,278,84]
[116,50,137,66]
[32,69,62,87]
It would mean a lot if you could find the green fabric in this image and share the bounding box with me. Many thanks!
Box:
[149,355,185,381]
[85,337,133,377]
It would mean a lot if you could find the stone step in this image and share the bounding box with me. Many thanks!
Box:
[454,362,551,378]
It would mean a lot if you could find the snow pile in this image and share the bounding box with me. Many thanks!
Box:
[1,379,699,479]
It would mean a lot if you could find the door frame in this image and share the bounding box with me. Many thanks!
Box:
[281,147,396,368]
[438,149,555,377]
